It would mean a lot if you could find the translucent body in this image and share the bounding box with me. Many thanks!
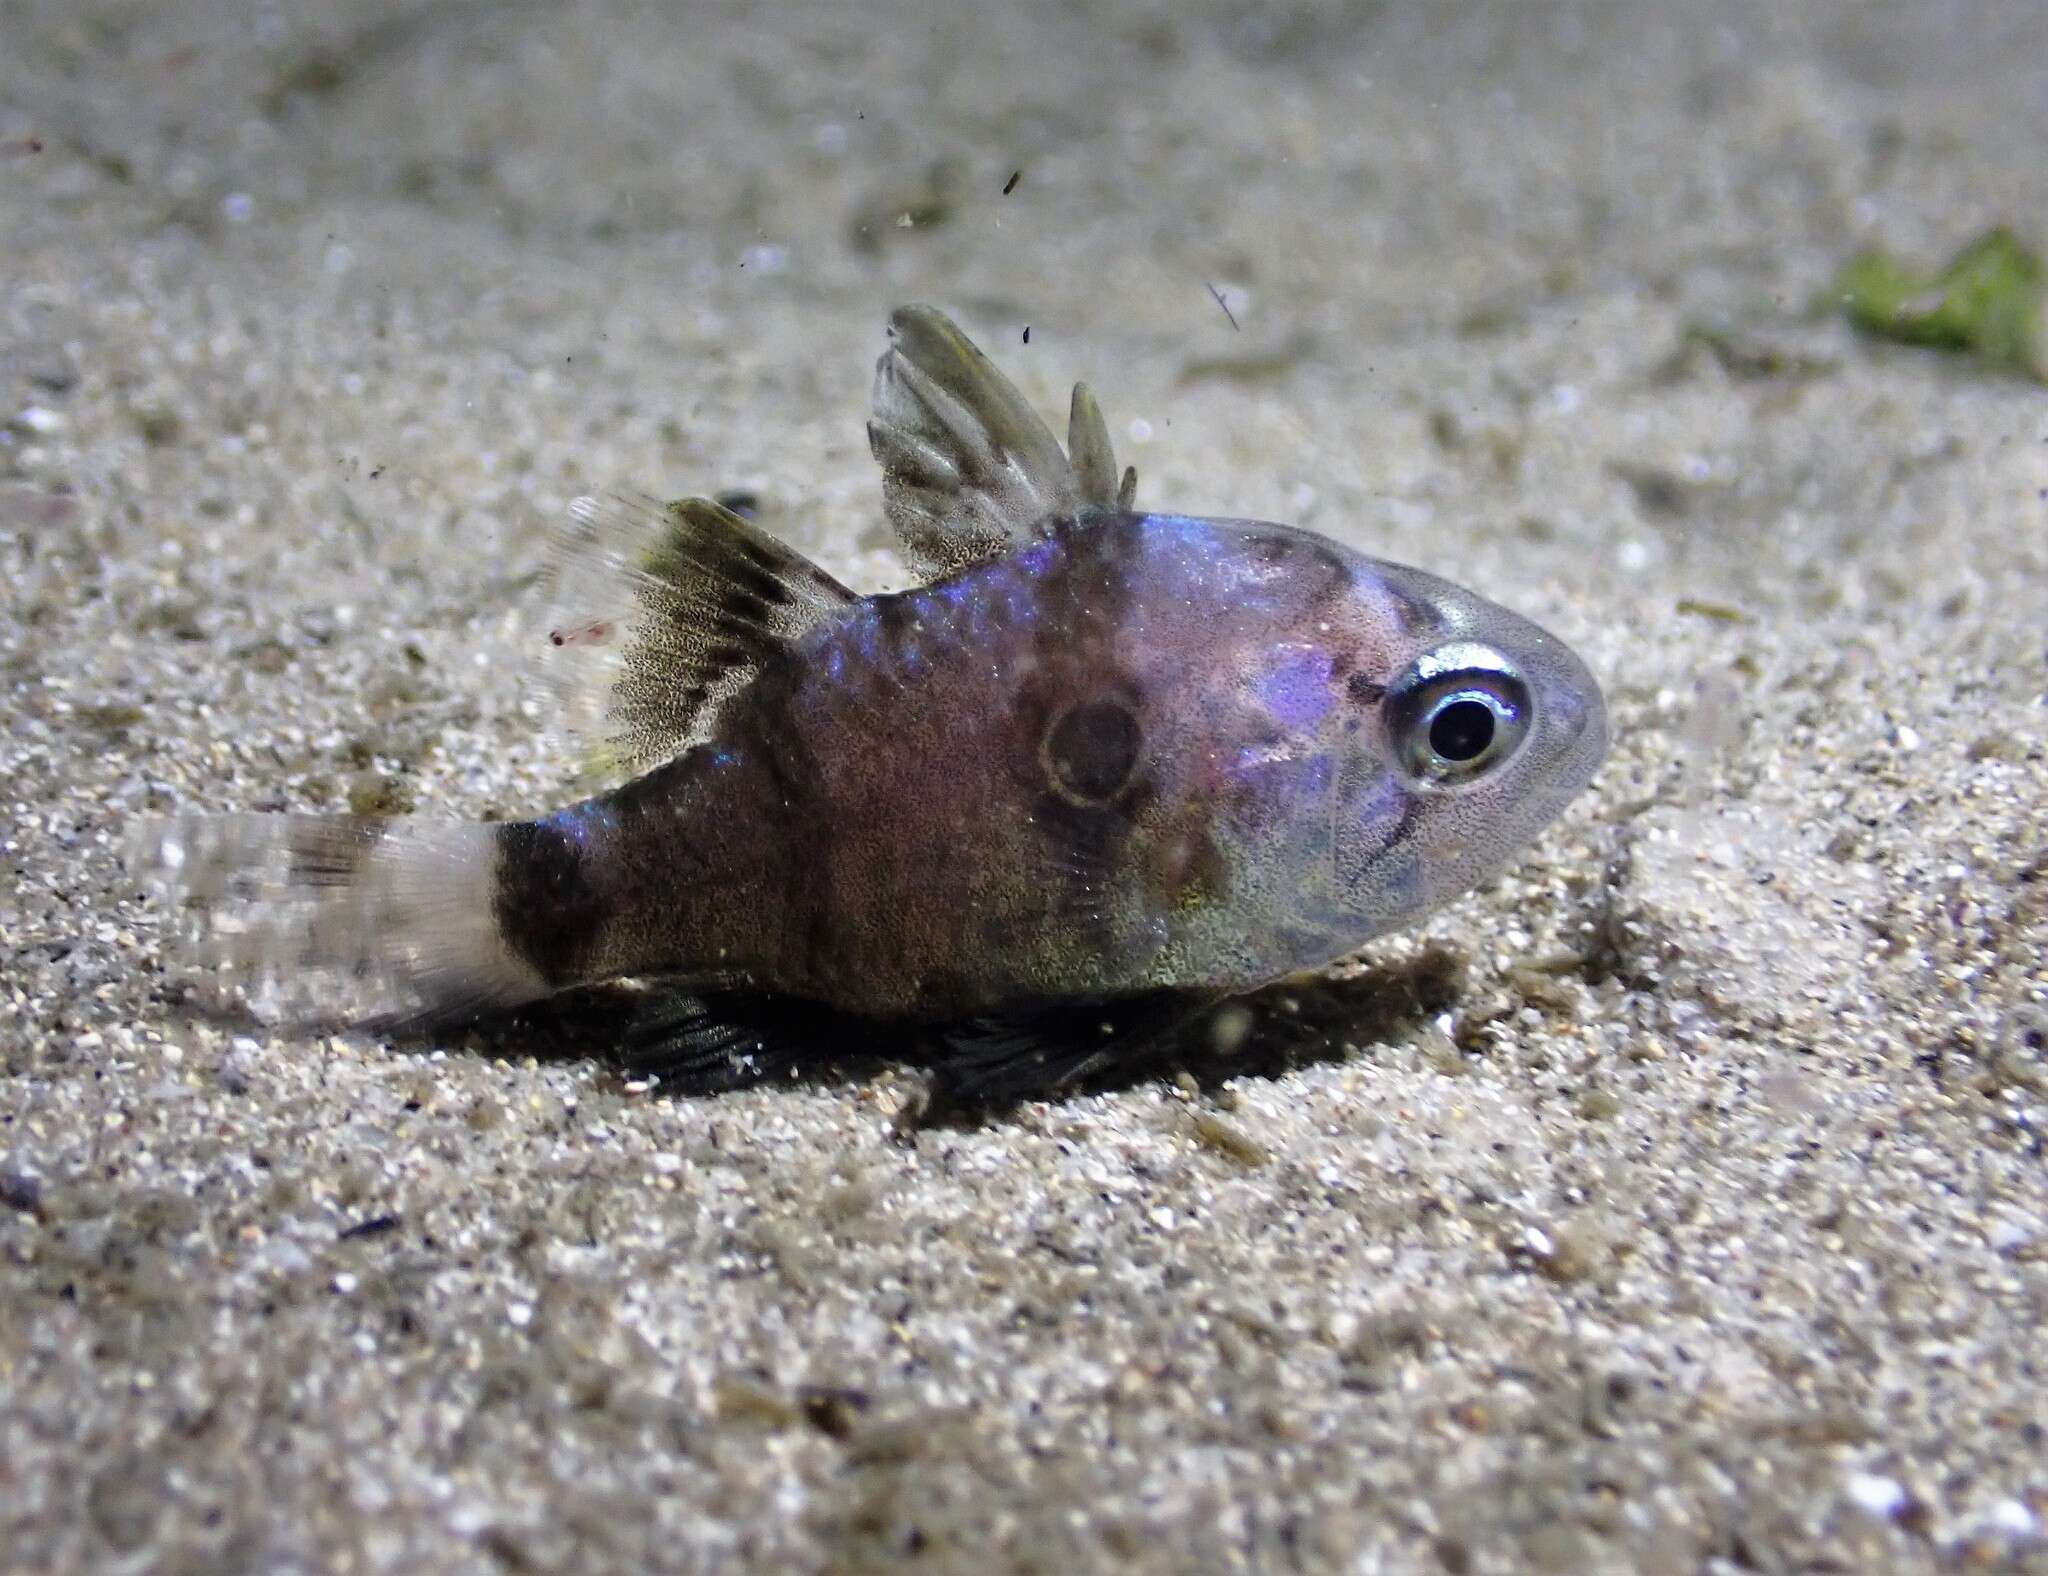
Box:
[535,510,1608,1019]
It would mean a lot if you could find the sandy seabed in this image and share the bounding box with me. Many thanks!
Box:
[3,2,2045,1571]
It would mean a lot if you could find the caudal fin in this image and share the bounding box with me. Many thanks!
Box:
[126,814,547,1027]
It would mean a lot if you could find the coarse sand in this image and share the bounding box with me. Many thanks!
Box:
[3,2,2046,1570]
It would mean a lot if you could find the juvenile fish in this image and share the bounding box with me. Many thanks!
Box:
[130,307,1608,1098]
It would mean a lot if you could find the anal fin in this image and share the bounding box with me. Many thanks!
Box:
[607,989,881,1094]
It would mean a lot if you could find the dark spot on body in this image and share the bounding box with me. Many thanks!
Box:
[1044,698,1142,805]
[988,519,1157,957]
[1346,672,1386,706]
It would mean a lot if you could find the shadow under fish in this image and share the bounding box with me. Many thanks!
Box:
[453,943,1467,1114]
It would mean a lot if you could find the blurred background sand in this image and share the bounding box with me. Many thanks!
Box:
[3,1,2046,1570]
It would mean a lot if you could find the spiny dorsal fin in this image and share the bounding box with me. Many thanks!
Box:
[868,305,1137,580]
[540,493,854,787]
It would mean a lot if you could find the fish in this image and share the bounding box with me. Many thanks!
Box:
[128,305,1608,1101]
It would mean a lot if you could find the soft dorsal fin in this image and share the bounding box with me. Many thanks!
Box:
[539,493,855,786]
[867,305,1137,580]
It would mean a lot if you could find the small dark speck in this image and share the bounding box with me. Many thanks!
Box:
[1022,325,1031,344]
[1002,169,1021,195]
[1,1169,43,1218]
[339,1213,401,1241]
[797,1384,872,1440]
[1613,461,1689,519]
[368,466,384,480]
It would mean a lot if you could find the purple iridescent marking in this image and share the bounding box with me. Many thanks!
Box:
[540,802,618,850]
[1255,644,1335,731]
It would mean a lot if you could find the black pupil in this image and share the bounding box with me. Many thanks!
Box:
[1429,698,1496,763]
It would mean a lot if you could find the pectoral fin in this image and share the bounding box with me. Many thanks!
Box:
[924,990,1213,1104]
[538,493,855,787]
[868,306,1136,579]
[604,985,1213,1106]
[607,988,871,1093]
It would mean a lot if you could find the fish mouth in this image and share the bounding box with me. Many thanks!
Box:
[1579,690,1612,770]
[1498,657,1607,847]
[1552,680,1609,770]
[1517,691,1608,860]
[1528,630,1609,778]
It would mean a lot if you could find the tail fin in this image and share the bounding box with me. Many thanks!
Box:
[126,814,548,1028]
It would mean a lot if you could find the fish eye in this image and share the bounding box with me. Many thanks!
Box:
[1388,644,1531,785]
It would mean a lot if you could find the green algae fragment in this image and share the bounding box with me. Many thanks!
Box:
[1834,228,2046,381]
